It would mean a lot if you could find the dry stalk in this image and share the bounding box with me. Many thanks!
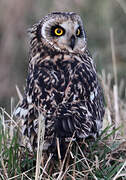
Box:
[35,113,45,180]
[23,173,32,180]
[40,153,53,178]
[95,155,99,170]
[76,143,98,180]
[1,157,8,179]
[63,150,71,180]
[1,107,18,128]
[99,71,113,133]
[110,28,120,137]
[72,145,78,178]
[110,28,117,85]
[10,98,14,138]
[57,133,75,180]
[15,85,23,102]
[56,137,62,168]
[113,160,126,180]
[8,167,35,180]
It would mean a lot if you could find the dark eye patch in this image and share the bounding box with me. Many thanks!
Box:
[51,25,65,37]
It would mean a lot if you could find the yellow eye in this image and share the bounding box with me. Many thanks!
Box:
[54,28,63,36]
[76,28,81,37]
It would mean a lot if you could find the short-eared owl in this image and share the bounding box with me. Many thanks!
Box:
[15,12,104,157]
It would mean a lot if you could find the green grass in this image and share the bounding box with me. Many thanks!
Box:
[0,109,36,179]
[0,108,126,180]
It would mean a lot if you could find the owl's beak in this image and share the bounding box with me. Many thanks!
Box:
[69,35,76,50]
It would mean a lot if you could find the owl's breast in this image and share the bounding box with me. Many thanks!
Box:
[30,55,100,115]
[29,58,74,113]
[49,61,73,105]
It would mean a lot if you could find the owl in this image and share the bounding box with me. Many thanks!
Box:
[15,12,104,158]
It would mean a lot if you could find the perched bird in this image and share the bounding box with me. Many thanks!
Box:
[15,12,104,158]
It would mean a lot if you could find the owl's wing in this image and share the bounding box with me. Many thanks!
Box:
[15,55,53,115]
[53,60,104,139]
[14,57,55,148]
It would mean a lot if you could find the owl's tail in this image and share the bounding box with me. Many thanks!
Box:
[47,136,69,160]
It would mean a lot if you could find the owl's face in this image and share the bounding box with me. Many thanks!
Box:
[39,12,87,53]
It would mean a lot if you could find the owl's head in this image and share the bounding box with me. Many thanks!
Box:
[29,12,87,53]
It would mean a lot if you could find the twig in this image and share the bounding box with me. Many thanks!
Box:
[63,150,71,180]
[40,153,53,178]
[110,28,120,137]
[110,28,117,85]
[35,113,45,180]
[15,85,23,102]
[76,142,98,180]
[23,173,32,180]
[1,157,8,179]
[72,145,78,178]
[113,160,126,180]
[57,133,75,180]
[0,107,19,128]
[8,167,35,180]
[56,137,62,168]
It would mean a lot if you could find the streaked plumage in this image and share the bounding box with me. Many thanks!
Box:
[15,12,104,157]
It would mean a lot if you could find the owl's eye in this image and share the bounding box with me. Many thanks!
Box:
[54,28,63,36]
[51,25,65,37]
[76,27,82,37]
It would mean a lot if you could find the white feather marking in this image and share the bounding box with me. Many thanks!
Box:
[20,108,28,118]
[90,91,95,102]
[31,53,40,65]
[51,71,58,82]
[27,96,32,104]
[14,107,28,118]
[14,107,22,116]
[22,109,28,118]
[73,94,77,101]
[95,88,98,96]
[28,104,34,110]
[96,120,102,130]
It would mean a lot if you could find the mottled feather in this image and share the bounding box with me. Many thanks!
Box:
[15,12,104,158]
